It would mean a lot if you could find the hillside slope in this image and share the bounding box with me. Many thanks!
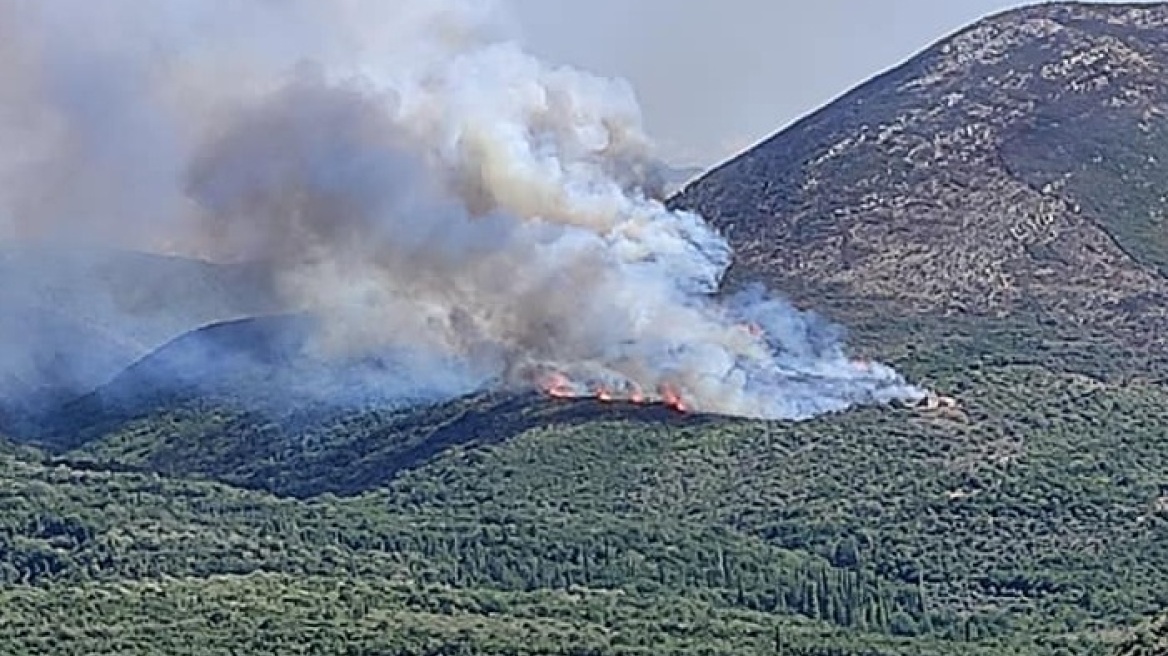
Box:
[0,246,276,418]
[671,2,1168,349]
[0,436,1023,656]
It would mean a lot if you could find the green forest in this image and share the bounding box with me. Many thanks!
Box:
[3,309,1167,655]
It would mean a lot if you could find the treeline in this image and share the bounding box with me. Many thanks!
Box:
[0,573,1066,656]
[0,448,1024,649]
[0,485,938,634]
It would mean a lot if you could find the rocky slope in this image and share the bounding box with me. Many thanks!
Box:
[671,2,1168,348]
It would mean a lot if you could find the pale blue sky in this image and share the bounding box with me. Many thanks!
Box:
[508,0,1135,166]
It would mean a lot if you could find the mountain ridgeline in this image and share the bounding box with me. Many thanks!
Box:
[672,2,1168,352]
[2,3,1168,656]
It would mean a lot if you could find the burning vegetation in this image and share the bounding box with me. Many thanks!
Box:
[534,369,689,413]
[0,0,928,423]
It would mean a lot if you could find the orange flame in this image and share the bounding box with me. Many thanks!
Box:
[658,383,688,413]
[536,371,686,413]
[628,385,646,404]
[539,371,576,398]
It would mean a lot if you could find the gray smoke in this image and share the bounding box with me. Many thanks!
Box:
[0,0,924,419]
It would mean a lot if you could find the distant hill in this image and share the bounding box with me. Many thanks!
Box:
[39,313,706,496]
[0,245,276,420]
[670,2,1168,351]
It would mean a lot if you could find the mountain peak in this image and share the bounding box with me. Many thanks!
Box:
[671,1,1168,347]
[914,2,1168,101]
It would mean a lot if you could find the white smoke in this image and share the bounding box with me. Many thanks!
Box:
[0,0,924,419]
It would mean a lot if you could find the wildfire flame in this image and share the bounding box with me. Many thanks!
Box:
[539,371,577,399]
[534,369,687,413]
[658,383,688,413]
[629,386,646,404]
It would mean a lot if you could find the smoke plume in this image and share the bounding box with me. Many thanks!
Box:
[0,0,924,420]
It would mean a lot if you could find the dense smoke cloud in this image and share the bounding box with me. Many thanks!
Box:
[0,0,924,419]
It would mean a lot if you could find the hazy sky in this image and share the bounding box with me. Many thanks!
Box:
[507,0,1129,167]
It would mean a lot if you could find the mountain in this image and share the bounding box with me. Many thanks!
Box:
[670,2,1168,357]
[0,245,277,420]
[5,3,1168,656]
[41,315,704,496]
[35,312,708,496]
